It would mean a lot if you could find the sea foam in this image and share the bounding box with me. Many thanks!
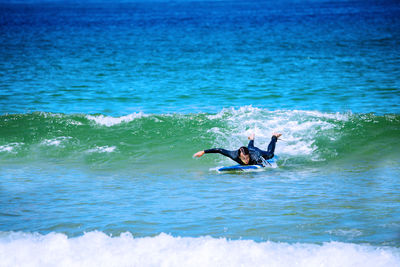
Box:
[86,146,116,153]
[0,143,23,153]
[41,137,72,147]
[0,232,398,267]
[86,113,146,127]
[206,106,348,159]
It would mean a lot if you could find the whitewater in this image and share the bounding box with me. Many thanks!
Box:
[1,232,399,267]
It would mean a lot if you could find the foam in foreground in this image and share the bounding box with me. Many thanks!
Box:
[0,232,399,267]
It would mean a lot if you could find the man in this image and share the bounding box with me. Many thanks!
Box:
[193,133,282,166]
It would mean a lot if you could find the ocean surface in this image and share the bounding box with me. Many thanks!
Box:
[1,0,400,266]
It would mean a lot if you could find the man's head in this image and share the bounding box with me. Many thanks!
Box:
[239,146,250,165]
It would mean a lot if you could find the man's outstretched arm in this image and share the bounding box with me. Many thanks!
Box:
[194,148,237,160]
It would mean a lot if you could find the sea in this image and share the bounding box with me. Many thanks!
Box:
[0,0,399,266]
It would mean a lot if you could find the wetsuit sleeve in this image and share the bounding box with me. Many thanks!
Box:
[248,140,255,148]
[204,148,241,164]
[260,136,278,159]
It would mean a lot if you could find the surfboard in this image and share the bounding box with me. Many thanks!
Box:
[218,164,264,172]
[217,157,278,173]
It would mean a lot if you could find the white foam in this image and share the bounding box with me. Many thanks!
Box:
[38,112,63,118]
[87,146,116,153]
[290,110,350,121]
[0,145,14,153]
[327,229,363,239]
[207,127,224,135]
[87,112,146,127]
[41,137,72,147]
[206,106,347,160]
[67,120,82,126]
[209,166,225,172]
[0,143,23,153]
[0,232,398,267]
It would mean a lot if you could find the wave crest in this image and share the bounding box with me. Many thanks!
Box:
[86,112,146,127]
[0,108,398,168]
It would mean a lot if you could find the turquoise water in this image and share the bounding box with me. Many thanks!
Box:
[1,1,400,266]
[1,1,399,115]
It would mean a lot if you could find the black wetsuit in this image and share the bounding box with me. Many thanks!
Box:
[204,136,278,165]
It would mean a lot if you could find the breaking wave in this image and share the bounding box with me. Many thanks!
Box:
[0,107,398,170]
[0,231,399,267]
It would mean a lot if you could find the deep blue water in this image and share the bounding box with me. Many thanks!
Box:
[0,1,400,266]
[1,0,399,115]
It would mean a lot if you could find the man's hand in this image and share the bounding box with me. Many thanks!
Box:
[193,151,205,158]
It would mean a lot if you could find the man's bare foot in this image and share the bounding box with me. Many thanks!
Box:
[272,133,282,139]
[248,133,255,140]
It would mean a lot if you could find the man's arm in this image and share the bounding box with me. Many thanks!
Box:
[204,148,238,159]
[193,148,240,163]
